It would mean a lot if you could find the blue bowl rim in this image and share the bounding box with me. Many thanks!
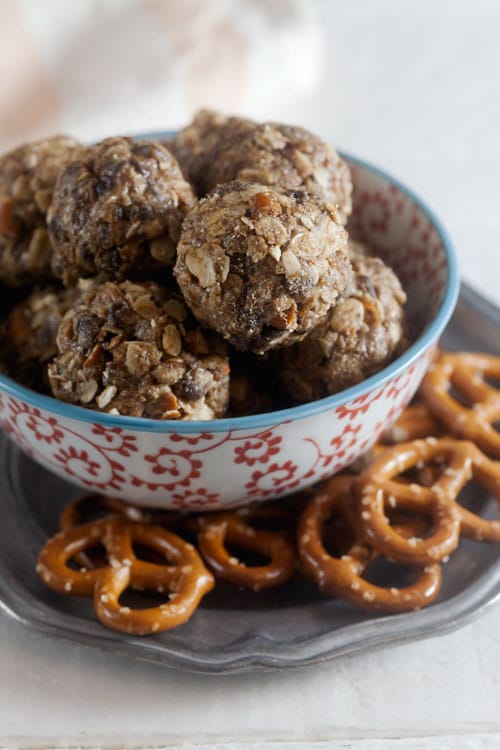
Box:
[0,149,460,434]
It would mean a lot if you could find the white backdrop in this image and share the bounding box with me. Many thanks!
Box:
[1,0,499,301]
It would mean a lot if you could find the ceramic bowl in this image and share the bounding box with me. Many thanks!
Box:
[0,152,459,509]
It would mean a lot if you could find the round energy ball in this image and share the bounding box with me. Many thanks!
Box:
[275,255,407,401]
[174,181,352,355]
[1,284,83,390]
[173,109,352,223]
[171,110,255,193]
[48,280,229,420]
[48,137,197,285]
[0,135,84,287]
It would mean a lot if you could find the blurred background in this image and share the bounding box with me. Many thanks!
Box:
[0,0,498,301]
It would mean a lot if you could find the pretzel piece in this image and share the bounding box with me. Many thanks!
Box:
[60,493,145,530]
[298,475,442,612]
[197,512,295,591]
[356,438,500,565]
[37,518,214,635]
[37,519,111,595]
[60,493,146,568]
[420,352,500,458]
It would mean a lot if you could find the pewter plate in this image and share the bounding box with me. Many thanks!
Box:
[0,283,499,674]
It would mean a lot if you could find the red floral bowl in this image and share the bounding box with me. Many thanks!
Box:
[0,153,459,510]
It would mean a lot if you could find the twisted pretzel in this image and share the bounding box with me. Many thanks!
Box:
[355,438,500,566]
[37,518,214,634]
[298,475,442,612]
[420,352,500,458]
[60,493,146,530]
[197,512,296,591]
[60,493,147,568]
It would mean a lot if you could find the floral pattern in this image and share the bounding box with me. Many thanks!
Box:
[234,432,282,467]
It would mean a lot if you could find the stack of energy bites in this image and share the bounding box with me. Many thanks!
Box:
[0,110,407,419]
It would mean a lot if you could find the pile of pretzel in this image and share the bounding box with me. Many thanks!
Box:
[37,350,500,635]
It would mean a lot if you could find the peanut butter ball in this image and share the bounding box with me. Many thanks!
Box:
[275,256,407,401]
[48,281,229,420]
[0,136,84,287]
[48,137,197,285]
[173,109,352,223]
[174,181,352,354]
[1,284,83,390]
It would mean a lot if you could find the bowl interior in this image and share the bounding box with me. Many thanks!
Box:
[347,155,451,333]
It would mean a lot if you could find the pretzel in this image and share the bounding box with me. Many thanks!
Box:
[60,493,146,530]
[59,493,147,568]
[37,518,214,635]
[197,512,296,591]
[297,475,442,612]
[355,438,500,566]
[420,352,500,458]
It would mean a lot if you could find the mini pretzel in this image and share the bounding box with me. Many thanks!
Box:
[356,438,500,565]
[197,512,296,591]
[61,493,198,558]
[420,352,500,458]
[60,493,146,530]
[37,518,214,635]
[298,475,442,612]
[59,493,147,568]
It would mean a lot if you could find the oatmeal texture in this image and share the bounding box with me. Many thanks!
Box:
[48,280,229,420]
[174,180,352,354]
[0,136,84,287]
[173,109,352,223]
[276,255,407,401]
[48,137,197,285]
[1,284,83,390]
[171,110,255,192]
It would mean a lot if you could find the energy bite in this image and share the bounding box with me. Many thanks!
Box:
[1,284,83,390]
[171,110,255,193]
[275,255,407,401]
[172,109,352,224]
[48,280,229,420]
[0,136,84,287]
[174,181,352,354]
[48,137,197,285]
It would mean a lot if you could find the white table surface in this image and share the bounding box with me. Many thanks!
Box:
[1,1,500,748]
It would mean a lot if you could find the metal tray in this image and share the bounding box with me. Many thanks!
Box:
[0,283,499,674]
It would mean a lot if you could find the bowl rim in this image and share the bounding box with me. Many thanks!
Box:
[0,150,460,434]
